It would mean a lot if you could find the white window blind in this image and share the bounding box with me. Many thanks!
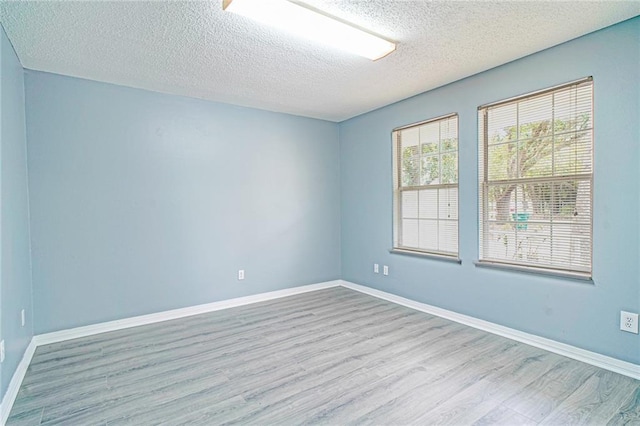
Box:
[478,78,593,277]
[393,114,459,257]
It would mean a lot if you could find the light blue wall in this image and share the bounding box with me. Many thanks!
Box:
[0,25,33,400]
[340,17,640,364]
[5,15,639,382]
[25,71,341,334]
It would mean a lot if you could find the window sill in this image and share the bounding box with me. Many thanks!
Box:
[390,248,461,264]
[474,260,593,283]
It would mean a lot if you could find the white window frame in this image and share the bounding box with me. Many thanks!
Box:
[478,77,593,279]
[392,113,459,260]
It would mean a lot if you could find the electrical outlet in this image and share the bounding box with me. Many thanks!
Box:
[21,309,25,327]
[383,265,389,276]
[373,263,379,273]
[0,340,5,363]
[620,311,639,334]
[238,269,245,280]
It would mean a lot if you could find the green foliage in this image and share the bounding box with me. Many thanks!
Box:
[487,114,590,221]
[401,137,457,186]
[401,146,419,186]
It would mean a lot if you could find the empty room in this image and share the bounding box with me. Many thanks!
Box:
[0,1,639,424]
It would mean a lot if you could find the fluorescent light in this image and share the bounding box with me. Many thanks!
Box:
[223,0,396,61]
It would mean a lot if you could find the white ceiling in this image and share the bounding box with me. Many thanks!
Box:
[1,1,639,122]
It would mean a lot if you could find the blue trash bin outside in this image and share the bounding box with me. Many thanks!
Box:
[511,213,531,230]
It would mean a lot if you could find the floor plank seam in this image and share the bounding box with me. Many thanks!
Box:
[6,287,639,425]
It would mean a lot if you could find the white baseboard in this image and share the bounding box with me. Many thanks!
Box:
[1,280,340,424]
[3,278,638,425]
[35,280,342,346]
[1,339,37,425]
[340,280,640,380]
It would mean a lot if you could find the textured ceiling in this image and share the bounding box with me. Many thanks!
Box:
[1,1,639,122]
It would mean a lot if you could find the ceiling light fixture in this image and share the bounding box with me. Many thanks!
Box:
[223,0,396,61]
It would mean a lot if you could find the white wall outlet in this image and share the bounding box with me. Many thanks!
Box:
[620,311,639,334]
[374,263,379,273]
[0,340,5,363]
[21,309,25,327]
[238,269,245,280]
[383,265,389,276]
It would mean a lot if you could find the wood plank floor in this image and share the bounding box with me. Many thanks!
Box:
[6,287,640,425]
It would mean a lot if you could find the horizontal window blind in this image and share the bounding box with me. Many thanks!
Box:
[393,114,459,257]
[478,78,593,276]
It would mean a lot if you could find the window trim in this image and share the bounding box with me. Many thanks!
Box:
[473,260,593,282]
[393,112,458,132]
[477,77,594,278]
[477,76,593,110]
[390,248,462,264]
[392,113,460,259]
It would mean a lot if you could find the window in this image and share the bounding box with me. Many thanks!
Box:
[478,78,593,278]
[392,114,459,258]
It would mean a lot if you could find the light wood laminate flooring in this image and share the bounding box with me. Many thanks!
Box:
[7,287,640,425]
